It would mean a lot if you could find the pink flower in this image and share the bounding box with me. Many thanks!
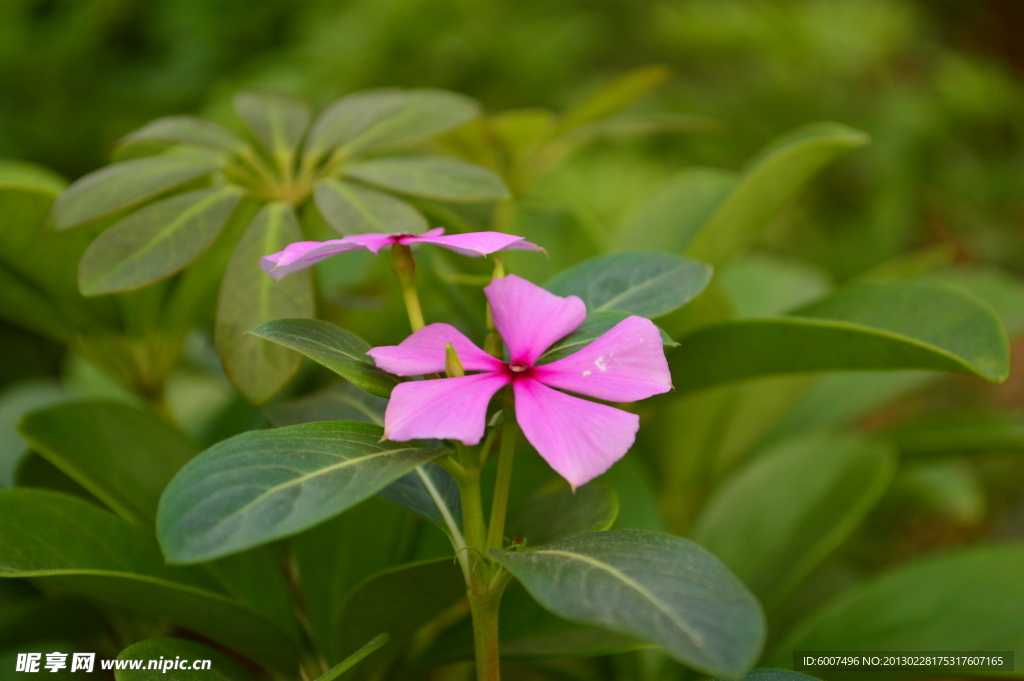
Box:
[366,274,672,488]
[261,228,541,280]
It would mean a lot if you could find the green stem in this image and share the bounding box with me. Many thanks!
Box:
[486,391,518,550]
[459,467,488,554]
[469,592,502,681]
[391,243,426,332]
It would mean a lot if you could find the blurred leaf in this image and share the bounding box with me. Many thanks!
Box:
[157,421,446,563]
[559,65,672,131]
[686,123,869,269]
[508,481,618,547]
[216,203,315,405]
[249,319,399,398]
[333,558,465,680]
[318,634,390,681]
[672,282,1009,392]
[116,116,247,156]
[0,489,300,675]
[569,112,720,143]
[492,529,765,677]
[307,88,478,158]
[614,168,738,253]
[78,186,241,295]
[49,155,221,231]
[884,411,1024,456]
[0,596,108,653]
[13,454,101,504]
[345,156,510,202]
[233,92,310,158]
[17,401,196,526]
[693,433,896,609]
[265,381,387,427]
[114,638,256,681]
[314,177,427,235]
[378,462,462,532]
[719,671,822,681]
[292,498,411,661]
[0,264,74,341]
[421,582,642,665]
[769,544,1024,670]
[0,161,65,194]
[927,266,1024,337]
[544,251,712,319]
[0,380,67,487]
[537,310,677,365]
[599,455,664,532]
[896,460,986,524]
[720,254,832,318]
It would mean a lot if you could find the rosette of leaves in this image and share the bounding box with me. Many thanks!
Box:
[48,88,509,403]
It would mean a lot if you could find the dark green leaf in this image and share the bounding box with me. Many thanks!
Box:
[333,558,465,680]
[49,155,222,231]
[17,401,197,525]
[538,310,677,365]
[117,116,247,155]
[672,281,1010,392]
[378,462,462,531]
[559,65,671,131]
[265,381,387,427]
[719,671,822,681]
[0,596,108,652]
[0,264,75,342]
[249,319,399,398]
[769,543,1024,671]
[114,638,256,681]
[508,481,618,547]
[492,529,765,677]
[157,421,447,563]
[216,202,315,405]
[884,412,1024,456]
[307,88,478,157]
[318,634,390,681]
[614,168,738,253]
[344,156,510,202]
[78,186,241,295]
[544,251,712,319]
[0,489,300,675]
[692,433,896,608]
[314,177,427,235]
[0,380,66,487]
[233,92,310,158]
[686,123,869,269]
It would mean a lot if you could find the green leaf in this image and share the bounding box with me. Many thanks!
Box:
[215,202,315,405]
[559,65,672,131]
[719,671,822,681]
[769,543,1024,669]
[0,264,75,341]
[685,123,869,269]
[333,558,465,680]
[614,168,738,253]
[508,481,618,547]
[157,421,447,563]
[114,638,256,681]
[17,401,197,526]
[720,253,832,318]
[896,459,986,524]
[248,319,399,399]
[78,186,241,295]
[49,155,222,231]
[378,462,462,531]
[544,251,712,319]
[0,489,300,675]
[314,177,427,235]
[692,433,897,609]
[344,156,510,202]
[0,380,67,487]
[883,411,1024,457]
[116,116,247,156]
[308,88,478,157]
[233,92,310,158]
[264,381,387,427]
[492,529,765,677]
[318,634,390,681]
[537,310,678,365]
[671,281,1010,392]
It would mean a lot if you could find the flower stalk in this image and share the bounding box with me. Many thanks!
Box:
[390,242,426,332]
[487,390,518,551]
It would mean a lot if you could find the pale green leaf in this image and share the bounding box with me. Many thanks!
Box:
[314,177,426,235]
[117,116,247,155]
[560,65,672,131]
[114,638,256,681]
[344,156,510,202]
[233,92,310,158]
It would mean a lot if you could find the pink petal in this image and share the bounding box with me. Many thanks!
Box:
[403,230,543,257]
[383,373,510,445]
[366,323,503,376]
[532,316,672,402]
[485,274,586,365]
[513,378,639,489]
[260,233,395,279]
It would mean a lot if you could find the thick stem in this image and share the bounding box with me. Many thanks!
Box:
[469,592,502,681]
[391,243,426,332]
[486,391,518,550]
[459,467,488,555]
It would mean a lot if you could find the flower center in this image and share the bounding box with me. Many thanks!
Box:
[503,361,533,380]
[508,361,529,373]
